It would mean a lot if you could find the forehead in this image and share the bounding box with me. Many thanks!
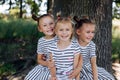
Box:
[39,16,54,24]
[81,23,95,29]
[56,22,72,29]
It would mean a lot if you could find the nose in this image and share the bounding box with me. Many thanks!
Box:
[48,24,53,29]
[47,25,51,29]
[63,30,66,34]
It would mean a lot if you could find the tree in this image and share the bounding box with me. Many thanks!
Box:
[19,0,23,18]
[50,0,113,73]
[26,0,40,15]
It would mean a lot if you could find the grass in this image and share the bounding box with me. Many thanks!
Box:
[112,19,120,62]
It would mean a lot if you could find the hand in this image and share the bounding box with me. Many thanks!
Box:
[42,54,46,61]
[49,76,57,80]
[68,68,80,79]
[47,59,55,68]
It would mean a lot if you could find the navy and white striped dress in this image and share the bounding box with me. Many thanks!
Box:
[76,40,115,80]
[48,41,80,80]
[24,36,57,80]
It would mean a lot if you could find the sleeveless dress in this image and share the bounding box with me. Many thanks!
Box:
[48,41,80,80]
[24,36,57,80]
[76,40,115,80]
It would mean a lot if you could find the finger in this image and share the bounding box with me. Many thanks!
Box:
[68,73,75,79]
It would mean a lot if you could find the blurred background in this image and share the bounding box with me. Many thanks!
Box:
[0,0,120,80]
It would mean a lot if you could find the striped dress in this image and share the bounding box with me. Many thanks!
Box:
[76,40,115,80]
[48,41,80,80]
[24,36,57,80]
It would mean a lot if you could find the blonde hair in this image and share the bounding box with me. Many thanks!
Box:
[55,17,74,39]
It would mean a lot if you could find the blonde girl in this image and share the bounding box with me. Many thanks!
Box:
[48,17,83,80]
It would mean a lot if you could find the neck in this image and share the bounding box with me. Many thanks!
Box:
[44,35,54,39]
[78,39,89,47]
[57,40,71,50]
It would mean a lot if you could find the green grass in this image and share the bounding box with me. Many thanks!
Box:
[112,23,120,62]
[0,63,16,76]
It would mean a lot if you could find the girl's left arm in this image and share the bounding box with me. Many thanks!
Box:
[68,54,83,79]
[90,57,98,80]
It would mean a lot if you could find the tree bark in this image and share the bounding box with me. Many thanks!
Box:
[52,0,113,73]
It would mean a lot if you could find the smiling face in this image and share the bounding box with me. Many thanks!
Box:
[76,23,95,44]
[38,16,55,36]
[55,22,73,42]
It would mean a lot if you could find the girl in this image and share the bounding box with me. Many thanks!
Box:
[24,14,57,80]
[74,16,115,80]
[48,17,83,80]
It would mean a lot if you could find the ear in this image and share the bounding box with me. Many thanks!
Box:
[38,26,42,32]
[76,29,81,35]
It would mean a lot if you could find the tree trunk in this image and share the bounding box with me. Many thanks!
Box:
[47,0,54,13]
[20,0,23,18]
[52,0,113,73]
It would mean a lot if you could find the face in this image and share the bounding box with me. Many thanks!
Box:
[38,16,55,36]
[76,23,95,44]
[55,23,73,41]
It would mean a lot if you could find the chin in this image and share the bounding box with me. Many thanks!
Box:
[86,41,91,43]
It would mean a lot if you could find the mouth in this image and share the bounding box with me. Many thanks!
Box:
[87,37,91,40]
[47,29,54,32]
[61,35,69,39]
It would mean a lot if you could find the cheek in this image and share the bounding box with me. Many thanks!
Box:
[91,34,95,37]
[38,26,42,32]
[52,24,55,27]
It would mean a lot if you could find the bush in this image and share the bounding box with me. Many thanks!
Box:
[0,63,16,76]
[0,18,44,64]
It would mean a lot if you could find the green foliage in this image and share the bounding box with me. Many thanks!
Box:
[26,0,41,15]
[0,18,43,39]
[112,38,120,62]
[112,1,120,19]
[112,24,120,62]
[0,63,16,76]
[0,18,44,64]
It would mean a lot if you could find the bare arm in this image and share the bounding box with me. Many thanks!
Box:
[48,53,57,79]
[69,54,83,79]
[74,53,80,80]
[76,54,83,72]
[37,54,49,67]
[90,57,98,80]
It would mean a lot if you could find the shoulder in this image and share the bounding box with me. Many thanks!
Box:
[71,38,78,44]
[38,37,44,42]
[48,41,57,48]
[71,40,80,50]
[89,41,96,47]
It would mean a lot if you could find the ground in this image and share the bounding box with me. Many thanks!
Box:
[2,62,119,80]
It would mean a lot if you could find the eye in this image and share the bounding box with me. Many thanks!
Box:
[92,31,95,34]
[43,25,47,27]
[50,22,53,25]
[59,29,63,31]
[86,31,90,33]
[66,28,70,31]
